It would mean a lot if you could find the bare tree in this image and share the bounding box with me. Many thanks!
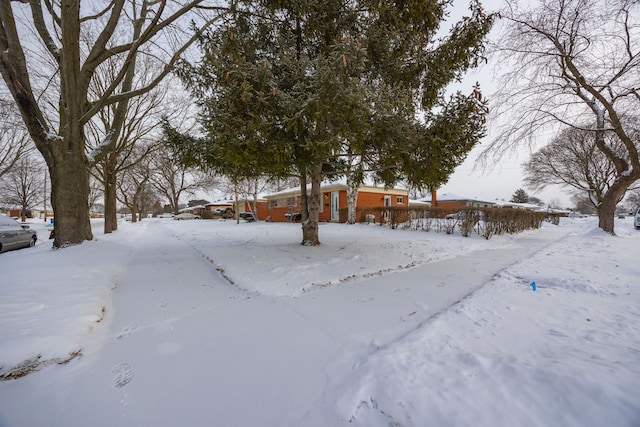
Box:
[523,127,635,209]
[486,0,640,234]
[89,63,186,234]
[0,99,32,179]
[625,190,640,211]
[88,176,103,217]
[0,1,224,247]
[218,176,272,221]
[571,194,598,215]
[0,157,45,222]
[149,147,216,214]
[117,161,158,223]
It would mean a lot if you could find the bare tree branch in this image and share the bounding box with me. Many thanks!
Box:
[486,0,640,233]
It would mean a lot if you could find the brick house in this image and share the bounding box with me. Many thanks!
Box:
[418,192,496,214]
[263,183,409,223]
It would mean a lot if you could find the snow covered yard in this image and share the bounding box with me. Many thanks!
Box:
[0,216,638,426]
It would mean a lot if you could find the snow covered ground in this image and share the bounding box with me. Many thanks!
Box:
[0,215,638,426]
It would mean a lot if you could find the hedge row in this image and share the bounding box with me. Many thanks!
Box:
[346,206,560,239]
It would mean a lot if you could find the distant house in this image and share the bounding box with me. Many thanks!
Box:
[493,200,545,211]
[179,205,207,215]
[204,201,233,212]
[419,192,555,216]
[408,199,431,209]
[263,182,409,223]
[419,193,496,213]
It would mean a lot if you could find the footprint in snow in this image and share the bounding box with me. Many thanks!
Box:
[352,297,374,303]
[111,362,134,388]
[116,323,137,341]
[548,329,568,338]
[227,295,250,301]
[158,299,168,308]
[392,287,411,293]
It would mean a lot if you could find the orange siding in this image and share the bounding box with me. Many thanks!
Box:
[356,191,407,208]
[266,189,408,223]
[241,201,269,221]
[437,201,468,211]
[268,197,302,222]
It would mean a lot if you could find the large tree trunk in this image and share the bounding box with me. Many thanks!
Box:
[597,181,632,235]
[47,1,92,247]
[597,199,616,234]
[47,149,93,247]
[301,163,322,246]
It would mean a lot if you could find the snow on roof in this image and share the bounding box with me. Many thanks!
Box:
[204,201,234,207]
[493,200,543,210]
[417,193,496,205]
[179,205,206,212]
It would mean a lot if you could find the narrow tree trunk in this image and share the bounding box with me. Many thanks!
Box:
[301,162,322,246]
[252,183,259,222]
[346,173,358,224]
[235,184,240,224]
[299,173,308,223]
[130,205,138,223]
[103,167,118,233]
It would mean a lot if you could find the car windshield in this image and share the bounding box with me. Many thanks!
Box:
[0,217,22,229]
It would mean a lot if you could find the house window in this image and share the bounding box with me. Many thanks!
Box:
[384,196,392,207]
[272,197,297,208]
[396,196,404,204]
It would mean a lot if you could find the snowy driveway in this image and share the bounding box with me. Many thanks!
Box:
[1,218,638,426]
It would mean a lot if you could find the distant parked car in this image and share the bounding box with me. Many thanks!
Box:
[174,213,200,220]
[634,208,640,230]
[159,213,174,218]
[284,212,302,222]
[568,212,589,218]
[445,211,464,220]
[0,216,37,253]
[213,207,234,219]
[239,212,256,222]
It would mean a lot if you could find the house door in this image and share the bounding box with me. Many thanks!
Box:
[331,192,340,221]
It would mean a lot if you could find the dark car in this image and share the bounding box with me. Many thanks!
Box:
[239,212,256,222]
[0,216,37,253]
[213,207,235,219]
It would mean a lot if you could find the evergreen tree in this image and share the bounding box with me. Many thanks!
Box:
[510,188,529,204]
[168,0,493,245]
